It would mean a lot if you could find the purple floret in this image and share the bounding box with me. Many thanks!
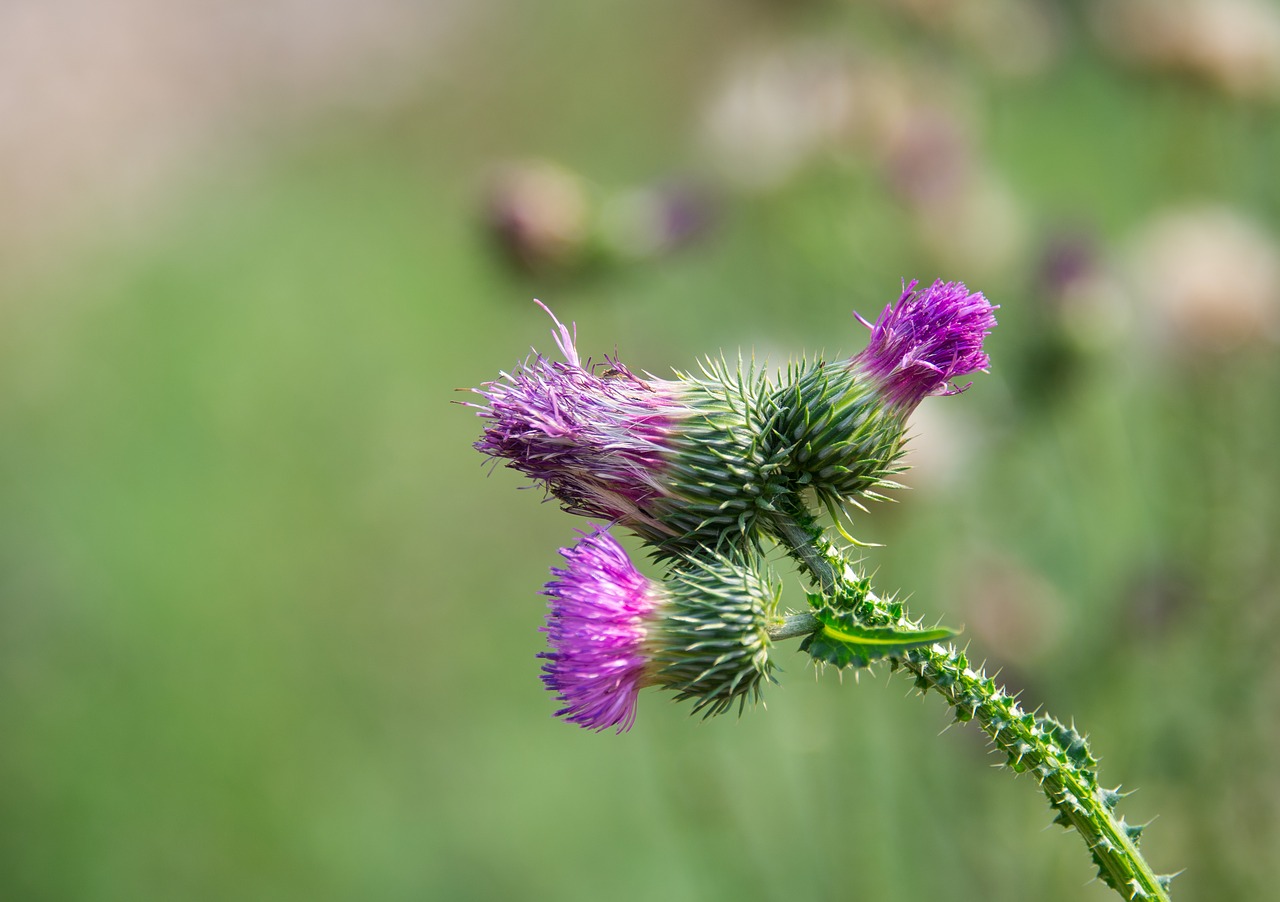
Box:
[538,528,659,732]
[470,303,686,530]
[852,279,998,410]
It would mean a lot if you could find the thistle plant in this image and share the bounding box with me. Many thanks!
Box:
[467,280,1175,900]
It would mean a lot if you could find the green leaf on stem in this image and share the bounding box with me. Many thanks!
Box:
[800,591,957,668]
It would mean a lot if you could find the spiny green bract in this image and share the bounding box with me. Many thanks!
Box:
[646,355,791,557]
[768,358,910,514]
[650,355,911,558]
[645,551,780,718]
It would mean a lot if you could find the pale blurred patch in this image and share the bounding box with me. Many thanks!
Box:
[899,400,980,494]
[699,42,862,191]
[951,550,1067,672]
[0,0,473,277]
[1125,205,1280,352]
[699,41,1024,275]
[876,0,1066,79]
[1092,0,1280,100]
[912,170,1026,279]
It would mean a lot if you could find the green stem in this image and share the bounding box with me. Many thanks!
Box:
[769,499,1174,901]
[768,611,820,641]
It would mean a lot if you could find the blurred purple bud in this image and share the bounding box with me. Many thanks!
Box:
[600,180,718,261]
[484,160,590,273]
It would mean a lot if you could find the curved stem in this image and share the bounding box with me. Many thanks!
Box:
[771,499,1173,902]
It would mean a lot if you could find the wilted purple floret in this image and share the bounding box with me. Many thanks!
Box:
[471,303,686,531]
[539,528,658,732]
[852,279,998,410]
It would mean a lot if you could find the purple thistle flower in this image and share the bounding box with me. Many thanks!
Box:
[852,279,998,411]
[470,303,690,534]
[538,528,779,732]
[538,528,661,733]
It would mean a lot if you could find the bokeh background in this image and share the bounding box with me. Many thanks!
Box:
[3,1,1280,899]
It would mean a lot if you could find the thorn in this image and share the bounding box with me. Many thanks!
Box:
[1119,817,1151,844]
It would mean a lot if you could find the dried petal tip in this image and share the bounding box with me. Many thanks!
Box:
[538,529,659,733]
[853,279,998,410]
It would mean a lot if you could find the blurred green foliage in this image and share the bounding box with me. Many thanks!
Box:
[3,2,1280,900]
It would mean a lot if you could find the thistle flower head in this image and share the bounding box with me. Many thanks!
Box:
[471,304,689,532]
[538,528,779,732]
[852,279,997,411]
[539,528,658,733]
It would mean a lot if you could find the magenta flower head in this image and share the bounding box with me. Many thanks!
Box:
[852,279,997,411]
[768,279,996,514]
[539,528,657,732]
[539,528,778,733]
[471,305,797,553]
[471,303,691,536]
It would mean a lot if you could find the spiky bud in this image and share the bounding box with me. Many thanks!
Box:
[764,279,997,510]
[538,528,778,732]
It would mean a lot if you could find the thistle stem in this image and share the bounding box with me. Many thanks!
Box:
[767,611,820,641]
[771,499,1173,901]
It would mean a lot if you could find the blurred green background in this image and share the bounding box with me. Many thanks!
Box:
[3,1,1280,899]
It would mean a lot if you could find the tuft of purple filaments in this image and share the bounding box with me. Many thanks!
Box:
[852,279,998,411]
[539,528,658,732]
[471,303,686,528]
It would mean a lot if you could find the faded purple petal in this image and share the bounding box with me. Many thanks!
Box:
[469,304,688,529]
[538,528,659,732]
[852,279,998,410]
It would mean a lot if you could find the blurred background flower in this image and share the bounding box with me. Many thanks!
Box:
[1091,0,1280,100]
[1124,204,1280,352]
[3,1,1280,900]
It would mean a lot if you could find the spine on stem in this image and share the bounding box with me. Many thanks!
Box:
[768,501,1175,901]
